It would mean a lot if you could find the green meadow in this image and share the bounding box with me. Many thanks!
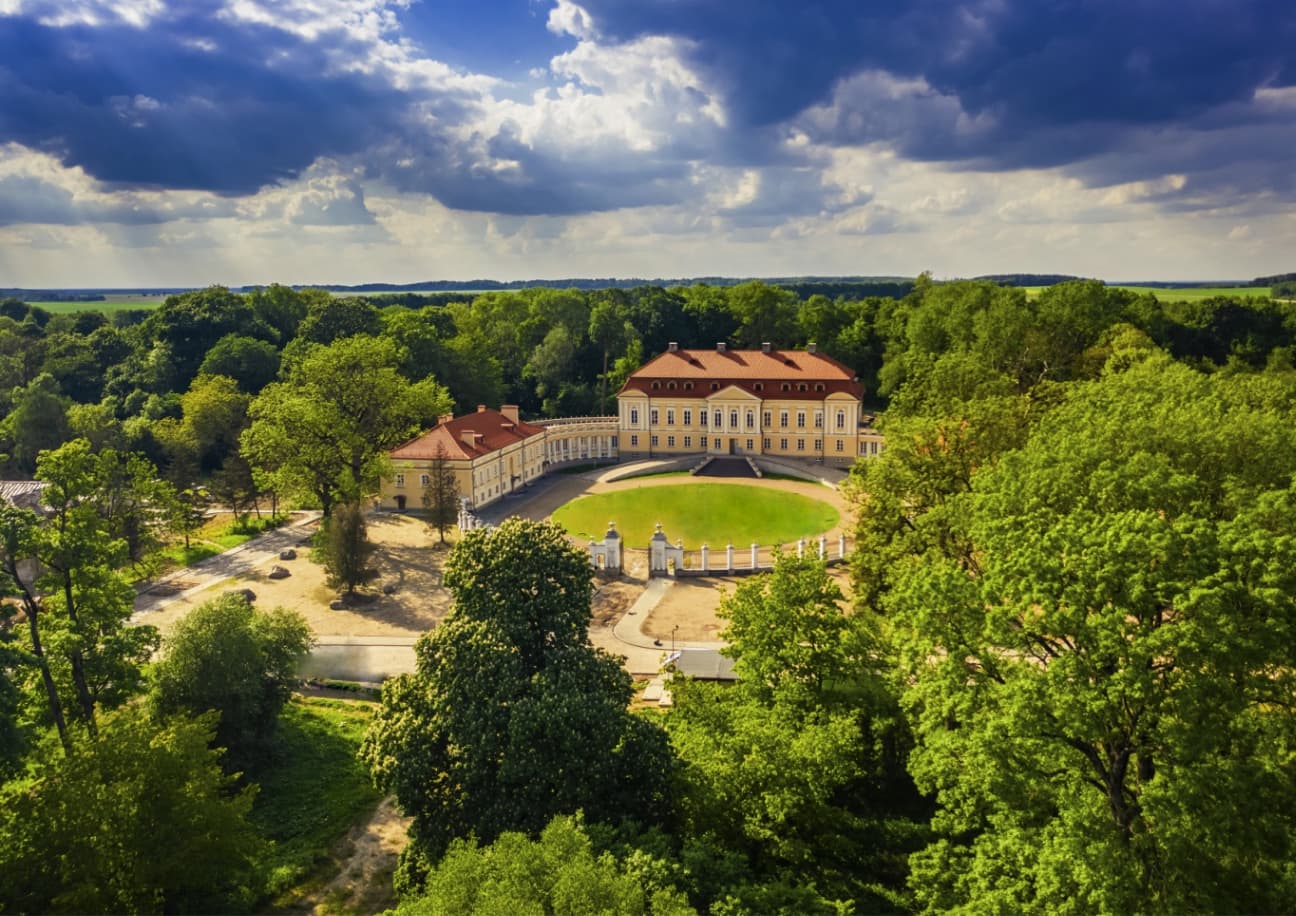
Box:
[551,482,839,547]
[1022,285,1272,302]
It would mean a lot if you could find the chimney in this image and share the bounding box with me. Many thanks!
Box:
[477,404,487,413]
[501,404,519,423]
[716,341,727,353]
[807,341,817,354]
[760,342,771,353]
[461,430,479,448]
[668,342,678,352]
[438,413,454,425]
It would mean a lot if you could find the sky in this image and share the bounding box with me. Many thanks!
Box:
[0,0,1293,287]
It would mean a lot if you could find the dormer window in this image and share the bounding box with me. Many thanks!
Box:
[781,383,791,392]
[684,382,693,390]
[668,381,676,390]
[754,383,763,392]
[814,383,825,392]
[711,383,720,391]
[798,383,808,392]
[651,381,661,390]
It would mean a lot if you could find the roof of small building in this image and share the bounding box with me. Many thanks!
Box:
[618,347,864,400]
[390,406,545,462]
[0,480,47,510]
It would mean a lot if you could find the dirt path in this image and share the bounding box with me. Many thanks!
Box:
[289,796,410,916]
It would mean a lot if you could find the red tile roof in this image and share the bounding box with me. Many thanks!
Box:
[618,348,864,400]
[390,407,545,461]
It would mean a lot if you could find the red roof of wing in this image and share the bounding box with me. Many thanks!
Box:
[618,348,864,399]
[390,408,545,461]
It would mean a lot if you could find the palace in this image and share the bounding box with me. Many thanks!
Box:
[616,342,880,467]
[379,342,881,512]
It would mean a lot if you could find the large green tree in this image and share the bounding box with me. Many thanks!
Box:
[149,594,312,773]
[395,815,695,916]
[23,440,159,734]
[361,518,672,894]
[891,353,1296,913]
[0,709,264,914]
[666,555,921,912]
[241,335,451,516]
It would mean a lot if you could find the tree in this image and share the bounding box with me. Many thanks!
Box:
[26,440,160,733]
[664,554,922,912]
[0,505,70,753]
[242,335,452,516]
[143,285,268,388]
[321,501,375,595]
[0,709,264,914]
[149,593,312,772]
[728,281,799,349]
[395,815,695,916]
[893,354,1296,913]
[589,293,631,412]
[361,519,672,894]
[421,443,459,544]
[197,334,280,393]
[1,373,70,473]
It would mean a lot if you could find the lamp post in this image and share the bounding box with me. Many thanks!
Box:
[672,624,679,654]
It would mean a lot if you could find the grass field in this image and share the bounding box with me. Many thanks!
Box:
[1021,285,1271,302]
[551,482,839,547]
[22,293,169,313]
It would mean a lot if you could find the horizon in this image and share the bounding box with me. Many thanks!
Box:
[0,2,1293,285]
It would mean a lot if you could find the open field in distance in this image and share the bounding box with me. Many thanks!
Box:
[1023,285,1273,302]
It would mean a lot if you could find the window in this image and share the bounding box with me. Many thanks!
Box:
[651,381,660,390]
[710,383,720,391]
[630,407,639,425]
[797,439,805,451]
[797,411,806,428]
[650,408,659,425]
[798,383,808,392]
[815,383,825,392]
[683,408,692,426]
[754,383,763,392]
[700,411,708,426]
[700,436,708,448]
[651,435,659,446]
[780,410,789,428]
[780,438,788,450]
[871,442,879,456]
[630,434,638,446]
[814,411,823,428]
[763,410,772,426]
[781,383,791,392]
[684,436,692,448]
[836,439,844,452]
[729,410,739,428]
[666,408,675,425]
[746,410,755,429]
[836,410,845,430]
[394,473,405,487]
[763,437,771,448]
[684,382,693,390]
[713,410,723,428]
[667,381,676,390]
[813,440,821,451]
[746,439,754,450]
[667,435,676,447]
[420,474,430,487]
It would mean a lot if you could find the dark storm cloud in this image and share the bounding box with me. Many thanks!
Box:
[0,5,409,195]
[579,0,1296,180]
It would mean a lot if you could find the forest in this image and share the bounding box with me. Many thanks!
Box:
[1,276,1296,913]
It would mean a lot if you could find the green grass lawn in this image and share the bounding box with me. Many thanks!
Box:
[251,697,383,908]
[551,482,839,547]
